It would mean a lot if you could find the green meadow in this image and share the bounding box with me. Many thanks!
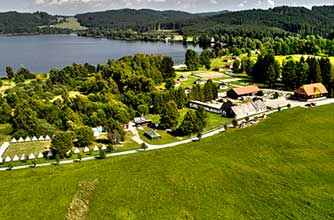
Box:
[0,105,333,219]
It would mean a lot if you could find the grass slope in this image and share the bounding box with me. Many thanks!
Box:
[0,105,334,219]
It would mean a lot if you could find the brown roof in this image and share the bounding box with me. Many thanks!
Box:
[297,83,328,96]
[231,85,261,96]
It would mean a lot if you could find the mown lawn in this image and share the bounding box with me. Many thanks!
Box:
[0,105,333,219]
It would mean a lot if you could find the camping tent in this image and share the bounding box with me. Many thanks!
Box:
[83,147,90,153]
[74,148,80,154]
[38,136,45,141]
[5,156,11,162]
[45,135,51,141]
[32,136,38,141]
[38,152,44,159]
[25,137,31,142]
[20,154,27,161]
[11,138,17,143]
[18,137,24,142]
[101,145,107,150]
[47,151,53,157]
[12,155,19,162]
[93,145,99,152]
[29,153,36,160]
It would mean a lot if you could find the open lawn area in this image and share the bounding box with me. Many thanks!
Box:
[275,54,334,64]
[52,17,88,30]
[3,141,51,158]
[0,105,333,219]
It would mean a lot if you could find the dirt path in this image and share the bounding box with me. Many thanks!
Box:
[66,179,98,220]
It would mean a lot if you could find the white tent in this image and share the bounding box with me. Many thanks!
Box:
[29,153,36,160]
[38,152,44,159]
[25,137,31,142]
[20,154,27,161]
[38,136,45,141]
[74,148,80,154]
[83,146,90,153]
[47,151,53,157]
[11,138,17,143]
[101,145,107,150]
[45,135,51,141]
[5,156,11,162]
[32,136,38,141]
[18,137,24,143]
[12,155,20,162]
[0,157,3,163]
[93,145,99,152]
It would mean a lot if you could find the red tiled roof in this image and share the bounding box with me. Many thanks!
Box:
[231,85,261,96]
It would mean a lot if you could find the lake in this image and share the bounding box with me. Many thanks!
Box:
[0,34,201,74]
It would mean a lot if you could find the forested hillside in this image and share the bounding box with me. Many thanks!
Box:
[0,11,58,34]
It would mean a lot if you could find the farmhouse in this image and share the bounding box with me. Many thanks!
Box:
[144,130,161,140]
[294,83,328,100]
[227,85,261,99]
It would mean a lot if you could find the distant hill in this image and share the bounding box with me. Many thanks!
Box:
[75,9,199,31]
[0,11,57,34]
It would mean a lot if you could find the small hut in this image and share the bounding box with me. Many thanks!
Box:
[74,148,80,154]
[5,156,11,162]
[83,147,90,153]
[32,136,38,141]
[38,152,44,159]
[18,137,24,143]
[25,137,31,142]
[101,145,107,150]
[12,155,20,162]
[20,154,27,161]
[38,136,45,141]
[93,145,99,152]
[45,135,51,141]
[29,153,36,160]
[11,138,17,143]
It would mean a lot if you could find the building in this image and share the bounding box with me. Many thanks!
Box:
[228,100,267,119]
[194,78,206,85]
[294,83,328,100]
[184,86,192,94]
[134,117,152,127]
[92,126,103,137]
[144,130,161,140]
[178,75,188,81]
[224,58,230,62]
[227,85,261,99]
[218,82,228,90]
[212,66,223,72]
[188,100,224,114]
[225,63,233,69]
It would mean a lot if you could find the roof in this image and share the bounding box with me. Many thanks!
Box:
[296,83,328,96]
[231,100,267,118]
[229,85,261,96]
[144,130,161,138]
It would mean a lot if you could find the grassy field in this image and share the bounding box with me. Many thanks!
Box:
[0,105,333,219]
[275,54,334,64]
[3,141,51,158]
[52,17,88,30]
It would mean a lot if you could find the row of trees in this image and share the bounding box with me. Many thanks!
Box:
[189,80,218,102]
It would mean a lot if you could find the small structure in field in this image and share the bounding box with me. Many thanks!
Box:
[93,145,99,152]
[38,152,44,159]
[5,156,11,162]
[74,148,80,154]
[39,136,45,141]
[184,86,192,94]
[101,145,107,150]
[47,151,53,157]
[225,63,233,69]
[175,80,181,87]
[18,137,24,143]
[294,83,328,100]
[222,100,267,119]
[32,136,38,141]
[45,135,51,141]
[218,82,228,90]
[223,58,230,62]
[20,154,27,161]
[213,66,223,72]
[83,146,90,153]
[227,85,261,99]
[188,100,224,115]
[12,155,20,162]
[144,130,161,140]
[178,75,188,81]
[25,137,31,142]
[194,78,206,85]
[29,153,36,160]
[11,138,17,143]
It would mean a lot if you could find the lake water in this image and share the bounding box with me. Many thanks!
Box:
[0,34,200,74]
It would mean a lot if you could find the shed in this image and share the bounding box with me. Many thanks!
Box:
[227,85,261,99]
[144,130,161,140]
